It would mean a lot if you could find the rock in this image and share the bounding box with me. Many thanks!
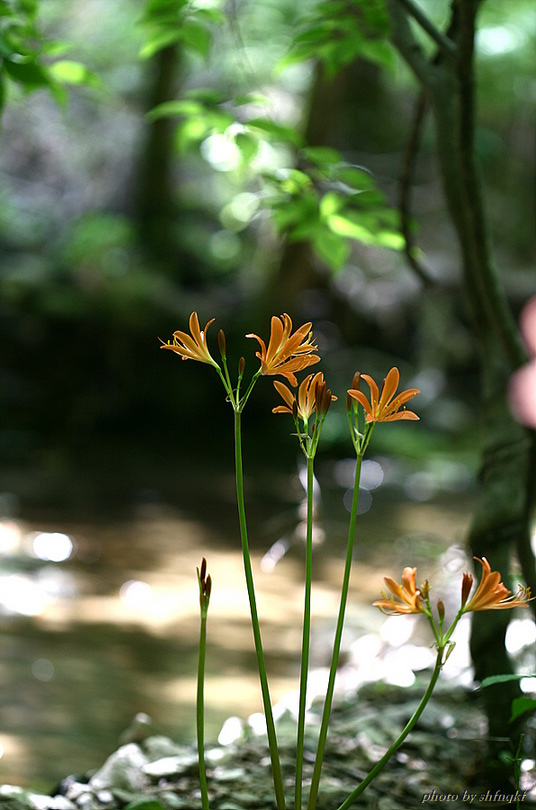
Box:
[119,714,156,746]
[141,736,185,761]
[88,744,150,792]
[0,787,33,810]
[30,796,76,810]
[143,752,198,779]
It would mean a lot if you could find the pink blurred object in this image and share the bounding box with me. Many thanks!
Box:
[509,360,536,428]
[509,297,536,428]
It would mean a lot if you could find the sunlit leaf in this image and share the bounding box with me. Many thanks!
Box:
[147,99,204,120]
[48,60,100,88]
[375,229,405,249]
[328,213,375,243]
[319,191,344,218]
[174,116,212,151]
[139,28,182,59]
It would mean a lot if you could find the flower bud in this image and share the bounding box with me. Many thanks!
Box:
[238,356,246,377]
[347,372,361,412]
[315,381,326,416]
[420,579,431,600]
[322,389,334,415]
[200,557,207,583]
[444,641,456,663]
[218,329,226,359]
[460,572,473,608]
[437,599,445,622]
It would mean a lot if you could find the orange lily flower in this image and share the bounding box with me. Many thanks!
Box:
[161,312,219,368]
[373,567,428,615]
[462,557,533,612]
[273,372,336,420]
[347,367,419,422]
[247,313,320,385]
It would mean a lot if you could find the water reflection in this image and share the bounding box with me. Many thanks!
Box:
[32,533,73,563]
[0,463,523,790]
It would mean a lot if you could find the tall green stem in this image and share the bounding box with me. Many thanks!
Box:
[307,454,363,810]
[335,649,444,810]
[197,612,210,810]
[233,410,287,810]
[295,454,315,810]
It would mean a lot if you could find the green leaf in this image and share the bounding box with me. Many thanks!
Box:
[139,28,182,59]
[174,116,211,151]
[481,673,536,688]
[234,92,270,106]
[331,164,375,191]
[359,39,397,70]
[4,57,50,87]
[375,229,405,249]
[180,21,211,57]
[140,0,188,23]
[300,145,342,166]
[510,696,536,723]
[234,132,258,164]
[247,117,304,147]
[186,88,223,105]
[328,213,375,243]
[319,191,344,218]
[269,168,312,194]
[48,60,101,88]
[312,227,350,270]
[195,7,225,25]
[147,99,203,121]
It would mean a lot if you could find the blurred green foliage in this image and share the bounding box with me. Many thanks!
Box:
[0,0,99,107]
[0,0,533,507]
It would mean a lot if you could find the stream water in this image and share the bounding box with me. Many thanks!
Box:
[0,454,522,791]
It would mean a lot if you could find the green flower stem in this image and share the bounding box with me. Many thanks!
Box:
[295,453,315,810]
[334,647,444,810]
[233,409,287,810]
[307,453,364,810]
[197,608,210,810]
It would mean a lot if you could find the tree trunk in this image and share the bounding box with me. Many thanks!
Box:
[386,0,535,787]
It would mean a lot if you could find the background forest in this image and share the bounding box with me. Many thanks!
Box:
[0,0,534,794]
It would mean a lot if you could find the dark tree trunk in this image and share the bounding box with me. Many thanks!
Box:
[134,46,193,276]
[386,0,535,787]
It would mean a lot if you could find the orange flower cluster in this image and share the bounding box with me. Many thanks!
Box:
[247,313,320,385]
[372,557,534,615]
[161,313,423,428]
[273,372,336,420]
[373,566,428,615]
[461,557,532,612]
[348,367,419,423]
[160,312,219,367]
[374,557,533,616]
